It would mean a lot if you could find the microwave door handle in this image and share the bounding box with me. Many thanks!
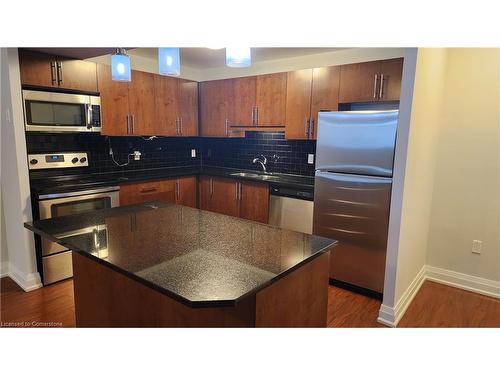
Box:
[85,104,93,129]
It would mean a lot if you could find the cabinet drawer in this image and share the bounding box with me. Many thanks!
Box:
[120,180,176,206]
[42,251,73,285]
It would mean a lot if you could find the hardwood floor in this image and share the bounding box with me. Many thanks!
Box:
[1,277,498,328]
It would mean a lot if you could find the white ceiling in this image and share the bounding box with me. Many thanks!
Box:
[129,48,345,69]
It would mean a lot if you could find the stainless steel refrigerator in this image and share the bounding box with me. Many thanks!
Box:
[313,110,398,295]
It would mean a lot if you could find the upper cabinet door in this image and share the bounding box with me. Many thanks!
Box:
[178,79,199,136]
[255,73,287,126]
[200,79,233,137]
[97,64,130,136]
[338,61,381,103]
[232,76,256,126]
[153,74,179,136]
[19,49,58,88]
[379,58,403,101]
[128,70,156,135]
[285,69,313,140]
[55,57,98,92]
[310,66,340,139]
[19,50,97,92]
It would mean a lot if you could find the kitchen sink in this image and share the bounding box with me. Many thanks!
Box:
[230,172,261,178]
[230,172,279,181]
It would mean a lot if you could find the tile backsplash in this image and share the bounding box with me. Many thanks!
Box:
[25,131,316,177]
[202,132,316,176]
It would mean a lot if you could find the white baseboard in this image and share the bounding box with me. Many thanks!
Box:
[377,265,426,327]
[8,263,42,292]
[0,261,9,278]
[377,265,500,327]
[425,265,500,299]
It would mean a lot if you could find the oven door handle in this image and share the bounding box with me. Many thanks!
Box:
[38,186,120,200]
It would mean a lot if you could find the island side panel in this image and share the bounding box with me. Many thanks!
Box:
[72,252,256,327]
[254,251,330,328]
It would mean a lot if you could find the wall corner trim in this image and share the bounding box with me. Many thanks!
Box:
[378,265,426,327]
[8,263,42,292]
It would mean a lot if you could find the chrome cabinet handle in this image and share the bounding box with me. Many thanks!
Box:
[209,178,213,196]
[175,180,180,200]
[131,115,135,134]
[305,117,310,138]
[373,74,378,99]
[238,182,242,200]
[50,61,57,85]
[56,61,63,85]
[235,182,239,200]
[225,119,229,136]
[255,106,259,125]
[126,115,131,134]
[309,118,314,138]
[379,74,384,99]
[140,187,157,193]
[175,118,179,135]
[179,117,183,135]
[251,107,255,125]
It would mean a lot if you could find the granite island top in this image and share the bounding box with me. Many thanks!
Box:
[25,202,336,307]
[29,166,315,196]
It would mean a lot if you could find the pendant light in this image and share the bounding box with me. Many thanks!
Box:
[111,48,131,81]
[158,48,181,76]
[226,47,251,68]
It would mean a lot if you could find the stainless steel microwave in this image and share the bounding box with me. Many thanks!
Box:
[23,89,101,133]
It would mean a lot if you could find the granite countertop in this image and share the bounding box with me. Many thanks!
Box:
[25,202,336,307]
[29,166,315,196]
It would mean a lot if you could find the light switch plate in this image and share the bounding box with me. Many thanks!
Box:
[308,154,314,164]
[472,240,482,254]
[191,149,196,158]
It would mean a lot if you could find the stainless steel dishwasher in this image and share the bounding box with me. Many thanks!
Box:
[268,184,314,234]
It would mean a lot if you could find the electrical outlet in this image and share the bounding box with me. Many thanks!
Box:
[471,240,482,254]
[191,149,196,158]
[307,154,315,164]
[133,151,141,161]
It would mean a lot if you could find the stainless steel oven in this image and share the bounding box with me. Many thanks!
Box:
[38,186,119,284]
[23,89,101,133]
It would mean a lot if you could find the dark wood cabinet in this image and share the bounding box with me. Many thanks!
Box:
[239,181,269,223]
[178,79,199,136]
[232,76,256,125]
[19,49,97,92]
[120,176,197,208]
[285,66,340,140]
[128,70,156,135]
[378,58,404,101]
[200,79,233,137]
[175,176,197,208]
[97,63,130,136]
[338,58,403,103]
[199,176,269,223]
[310,65,341,138]
[255,73,287,126]
[153,74,179,136]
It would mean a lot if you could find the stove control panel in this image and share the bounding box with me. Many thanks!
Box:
[28,152,89,170]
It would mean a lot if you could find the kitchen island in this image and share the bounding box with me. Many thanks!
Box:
[25,202,336,327]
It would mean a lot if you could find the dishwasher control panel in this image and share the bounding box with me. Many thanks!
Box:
[269,185,314,201]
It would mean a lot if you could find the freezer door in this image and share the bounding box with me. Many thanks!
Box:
[313,171,392,293]
[316,110,398,177]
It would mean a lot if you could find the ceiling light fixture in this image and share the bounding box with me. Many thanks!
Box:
[158,48,181,76]
[111,48,131,81]
[226,47,251,68]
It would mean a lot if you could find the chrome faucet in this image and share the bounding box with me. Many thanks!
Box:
[252,155,267,173]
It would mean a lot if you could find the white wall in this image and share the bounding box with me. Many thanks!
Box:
[88,48,405,82]
[379,48,500,327]
[426,49,500,282]
[1,197,9,277]
[0,48,41,291]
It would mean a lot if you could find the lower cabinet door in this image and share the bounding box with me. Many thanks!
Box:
[239,181,269,223]
[176,176,197,208]
[42,251,73,285]
[211,177,240,217]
